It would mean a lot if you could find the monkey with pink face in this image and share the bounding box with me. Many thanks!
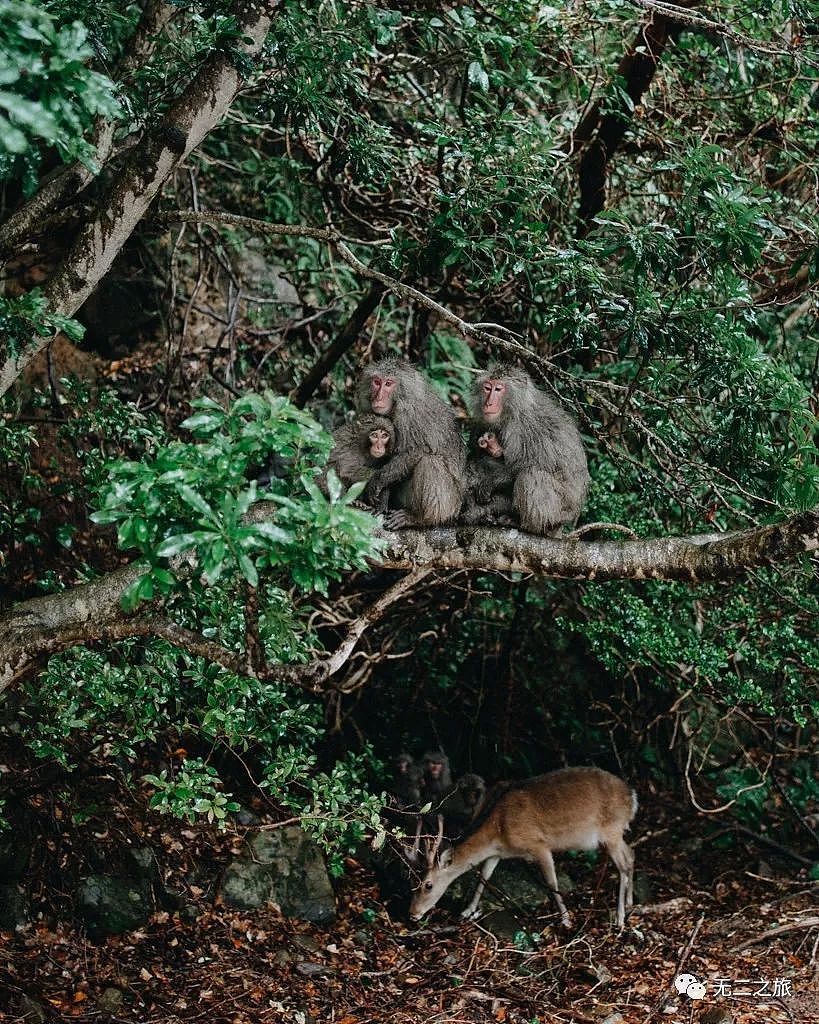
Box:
[356,359,465,529]
[463,364,589,534]
[317,414,395,500]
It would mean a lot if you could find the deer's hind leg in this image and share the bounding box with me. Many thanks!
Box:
[604,838,634,927]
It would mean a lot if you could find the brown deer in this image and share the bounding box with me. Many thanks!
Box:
[409,767,637,927]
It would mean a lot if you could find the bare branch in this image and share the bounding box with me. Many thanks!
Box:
[4,509,816,693]
[151,210,533,356]
[626,0,804,58]
[0,1,277,398]
[329,568,433,691]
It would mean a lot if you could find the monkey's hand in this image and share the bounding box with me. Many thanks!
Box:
[382,509,415,530]
[364,473,388,509]
[478,432,503,459]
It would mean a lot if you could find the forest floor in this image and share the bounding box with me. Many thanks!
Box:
[0,788,817,1024]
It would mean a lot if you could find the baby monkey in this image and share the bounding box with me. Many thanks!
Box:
[320,414,395,506]
[463,430,514,525]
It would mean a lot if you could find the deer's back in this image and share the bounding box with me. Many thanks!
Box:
[491,767,635,853]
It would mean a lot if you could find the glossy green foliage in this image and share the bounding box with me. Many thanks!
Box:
[91,393,383,608]
[0,1,120,177]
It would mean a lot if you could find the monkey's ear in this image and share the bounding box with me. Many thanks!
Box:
[439,847,454,868]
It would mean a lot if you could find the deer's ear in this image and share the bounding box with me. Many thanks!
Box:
[439,847,454,868]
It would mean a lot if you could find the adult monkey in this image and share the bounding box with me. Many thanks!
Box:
[468,364,589,534]
[356,359,465,529]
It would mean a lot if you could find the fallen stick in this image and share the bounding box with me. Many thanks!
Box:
[734,916,819,952]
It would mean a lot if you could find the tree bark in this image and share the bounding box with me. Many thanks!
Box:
[0,0,276,398]
[292,284,385,408]
[376,511,819,578]
[2,508,816,692]
[573,7,693,227]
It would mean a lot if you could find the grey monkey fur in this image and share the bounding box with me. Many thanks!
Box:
[463,429,513,524]
[319,414,394,502]
[443,772,487,836]
[356,359,466,528]
[466,364,589,534]
[391,752,423,806]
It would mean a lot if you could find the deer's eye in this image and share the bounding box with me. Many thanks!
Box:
[424,881,433,891]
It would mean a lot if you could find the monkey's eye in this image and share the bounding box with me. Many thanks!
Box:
[385,378,395,387]
[424,881,434,891]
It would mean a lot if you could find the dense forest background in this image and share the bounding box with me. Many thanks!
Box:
[1,2,818,1021]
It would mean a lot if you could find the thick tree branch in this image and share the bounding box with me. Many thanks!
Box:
[626,0,801,57]
[376,512,819,579]
[2,510,816,693]
[574,9,681,226]
[0,561,431,695]
[0,0,173,257]
[0,0,276,398]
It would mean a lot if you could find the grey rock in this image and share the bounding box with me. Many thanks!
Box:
[128,846,156,877]
[0,883,27,929]
[235,241,300,305]
[220,860,270,910]
[601,1014,624,1024]
[295,961,335,978]
[451,860,571,914]
[220,826,336,923]
[235,807,259,826]
[98,987,124,1013]
[77,875,151,937]
[478,909,524,940]
[632,871,654,905]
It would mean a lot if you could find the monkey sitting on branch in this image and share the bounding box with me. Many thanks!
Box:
[465,364,589,535]
[317,414,395,506]
[356,359,466,529]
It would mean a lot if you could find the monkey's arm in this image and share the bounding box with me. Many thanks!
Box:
[365,451,421,502]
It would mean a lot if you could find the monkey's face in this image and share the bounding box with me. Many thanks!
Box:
[370,373,397,414]
[426,760,444,779]
[481,378,506,421]
[463,787,482,808]
[368,428,391,460]
[395,755,412,774]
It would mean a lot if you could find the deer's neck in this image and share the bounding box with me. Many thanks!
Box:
[452,824,499,873]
